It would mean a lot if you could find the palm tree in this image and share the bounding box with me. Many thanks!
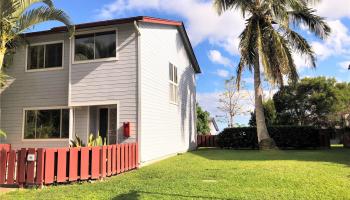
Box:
[0,0,74,86]
[0,0,74,138]
[214,0,330,149]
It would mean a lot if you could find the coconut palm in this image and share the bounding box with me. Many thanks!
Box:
[0,0,74,86]
[214,0,330,149]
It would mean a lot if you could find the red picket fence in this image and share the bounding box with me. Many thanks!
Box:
[0,143,138,187]
[197,135,217,147]
[0,144,11,152]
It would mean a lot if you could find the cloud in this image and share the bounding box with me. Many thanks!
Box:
[208,50,232,67]
[314,0,350,20]
[96,0,245,54]
[310,20,350,60]
[216,69,229,78]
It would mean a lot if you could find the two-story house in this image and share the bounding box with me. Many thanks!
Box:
[0,16,201,164]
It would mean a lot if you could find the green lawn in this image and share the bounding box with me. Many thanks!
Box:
[1,147,350,200]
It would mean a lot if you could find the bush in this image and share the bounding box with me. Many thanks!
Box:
[217,126,330,149]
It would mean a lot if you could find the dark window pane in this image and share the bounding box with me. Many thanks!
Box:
[95,31,116,59]
[75,34,94,61]
[169,63,173,81]
[45,43,63,68]
[28,45,44,70]
[36,110,60,139]
[61,109,69,138]
[24,111,36,139]
[174,66,178,83]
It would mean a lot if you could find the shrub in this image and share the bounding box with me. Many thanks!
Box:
[217,126,330,149]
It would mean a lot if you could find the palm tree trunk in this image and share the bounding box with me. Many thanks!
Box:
[253,54,276,149]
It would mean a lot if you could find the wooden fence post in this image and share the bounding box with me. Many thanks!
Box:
[36,148,45,187]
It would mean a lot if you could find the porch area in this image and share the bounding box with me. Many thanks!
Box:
[72,104,126,146]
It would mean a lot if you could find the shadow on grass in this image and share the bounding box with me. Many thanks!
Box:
[190,147,350,167]
[112,190,140,200]
[112,190,237,200]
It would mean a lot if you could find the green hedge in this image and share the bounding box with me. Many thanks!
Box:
[217,126,330,149]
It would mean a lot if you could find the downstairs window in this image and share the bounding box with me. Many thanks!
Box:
[24,108,69,139]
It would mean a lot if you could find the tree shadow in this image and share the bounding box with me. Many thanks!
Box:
[190,147,350,167]
[112,190,238,200]
[112,190,140,200]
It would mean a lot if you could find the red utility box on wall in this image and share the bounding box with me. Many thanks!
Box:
[123,122,130,138]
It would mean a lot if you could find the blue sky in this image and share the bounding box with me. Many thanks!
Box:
[32,0,350,130]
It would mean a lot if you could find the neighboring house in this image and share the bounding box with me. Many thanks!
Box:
[208,118,219,135]
[0,16,201,164]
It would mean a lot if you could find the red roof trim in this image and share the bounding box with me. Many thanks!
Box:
[141,17,182,26]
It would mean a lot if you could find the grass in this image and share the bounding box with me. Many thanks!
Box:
[1,147,350,200]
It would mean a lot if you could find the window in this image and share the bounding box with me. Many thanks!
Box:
[24,108,69,139]
[74,31,116,62]
[169,63,178,103]
[27,42,63,70]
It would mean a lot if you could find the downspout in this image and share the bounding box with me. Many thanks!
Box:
[68,37,74,145]
[134,20,142,166]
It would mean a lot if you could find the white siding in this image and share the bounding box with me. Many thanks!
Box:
[139,23,197,163]
[0,33,70,148]
[70,24,137,143]
[74,107,89,144]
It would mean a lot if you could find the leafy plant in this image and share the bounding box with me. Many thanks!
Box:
[87,132,106,147]
[70,135,85,147]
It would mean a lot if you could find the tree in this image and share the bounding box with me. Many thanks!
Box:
[217,76,249,128]
[196,104,211,135]
[332,82,350,127]
[273,77,337,127]
[213,0,330,149]
[0,0,74,138]
[274,77,350,128]
[0,0,75,86]
[249,99,276,127]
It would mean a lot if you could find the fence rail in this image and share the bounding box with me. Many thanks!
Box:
[0,143,138,187]
[197,135,217,147]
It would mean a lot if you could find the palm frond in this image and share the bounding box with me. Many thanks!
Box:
[0,129,6,138]
[15,6,74,36]
[289,7,331,39]
[283,28,316,68]
[213,0,254,16]
[11,0,54,18]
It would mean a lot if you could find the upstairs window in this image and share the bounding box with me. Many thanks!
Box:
[169,63,178,104]
[74,31,116,62]
[27,42,63,71]
[24,108,69,139]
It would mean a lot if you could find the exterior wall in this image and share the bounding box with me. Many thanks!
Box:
[209,122,219,135]
[139,23,197,163]
[70,24,138,143]
[74,107,89,144]
[0,33,70,148]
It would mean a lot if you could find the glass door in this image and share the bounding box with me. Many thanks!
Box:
[108,107,118,144]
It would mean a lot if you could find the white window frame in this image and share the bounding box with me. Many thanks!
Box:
[25,40,65,72]
[72,28,119,65]
[169,63,178,105]
[22,106,70,141]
